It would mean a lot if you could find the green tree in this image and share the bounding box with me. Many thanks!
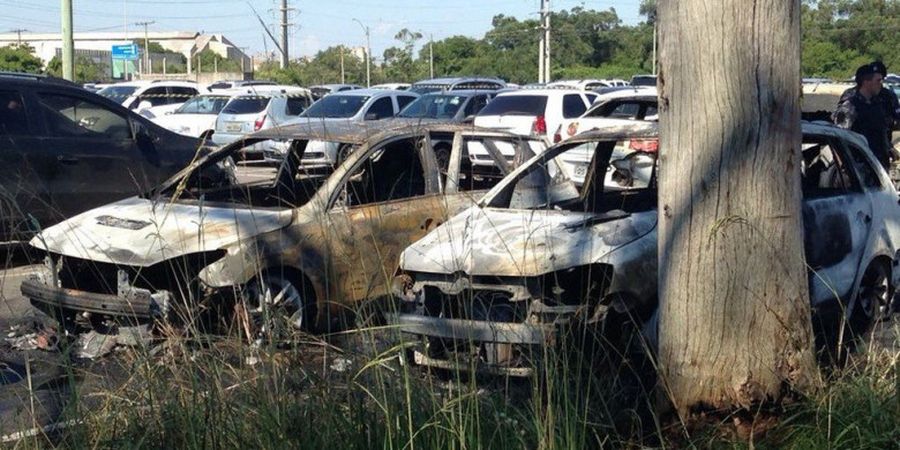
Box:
[0,44,43,73]
[382,29,425,82]
[46,55,108,82]
[194,49,241,73]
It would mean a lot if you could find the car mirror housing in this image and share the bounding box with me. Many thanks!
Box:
[138,100,153,111]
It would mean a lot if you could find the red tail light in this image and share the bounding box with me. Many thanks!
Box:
[552,125,562,143]
[629,139,659,153]
[532,115,547,135]
[254,114,267,131]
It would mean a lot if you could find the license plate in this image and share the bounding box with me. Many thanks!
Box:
[225,122,242,133]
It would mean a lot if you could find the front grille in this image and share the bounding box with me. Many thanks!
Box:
[422,287,526,323]
[55,251,225,302]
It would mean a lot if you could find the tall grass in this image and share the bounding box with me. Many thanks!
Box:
[3,307,897,448]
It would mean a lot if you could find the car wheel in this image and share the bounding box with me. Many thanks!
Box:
[851,261,891,336]
[336,143,353,165]
[239,272,309,345]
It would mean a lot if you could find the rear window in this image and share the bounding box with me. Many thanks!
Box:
[222,97,270,114]
[477,95,547,116]
[302,95,369,119]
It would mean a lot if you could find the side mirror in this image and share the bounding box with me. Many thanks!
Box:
[137,100,153,111]
[365,113,379,121]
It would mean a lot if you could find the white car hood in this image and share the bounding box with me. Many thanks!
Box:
[400,206,656,277]
[30,197,292,266]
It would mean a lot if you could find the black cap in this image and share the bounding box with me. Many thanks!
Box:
[855,64,878,85]
[871,61,888,77]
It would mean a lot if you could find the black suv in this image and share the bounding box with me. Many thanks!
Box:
[0,73,201,244]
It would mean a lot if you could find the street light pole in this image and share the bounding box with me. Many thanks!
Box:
[353,19,370,87]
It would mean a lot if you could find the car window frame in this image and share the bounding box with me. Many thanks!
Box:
[35,90,134,141]
[327,134,438,210]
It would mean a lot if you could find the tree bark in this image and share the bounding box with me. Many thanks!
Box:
[657,0,820,419]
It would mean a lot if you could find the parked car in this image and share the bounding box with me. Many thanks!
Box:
[394,90,496,123]
[207,80,276,91]
[211,86,314,150]
[410,77,507,94]
[310,84,363,100]
[22,123,544,341]
[0,73,202,245]
[96,80,206,115]
[290,89,419,167]
[556,87,658,143]
[472,88,598,165]
[629,74,657,87]
[371,83,411,91]
[150,93,233,139]
[547,79,610,91]
[389,121,900,376]
[553,87,658,185]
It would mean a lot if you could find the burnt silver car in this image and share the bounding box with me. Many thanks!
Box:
[22,122,544,340]
[391,122,900,376]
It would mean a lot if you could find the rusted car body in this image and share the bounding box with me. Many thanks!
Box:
[22,121,544,334]
[390,122,900,376]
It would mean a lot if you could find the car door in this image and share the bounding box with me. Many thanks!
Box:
[323,135,445,302]
[801,135,874,307]
[0,88,51,240]
[34,90,151,221]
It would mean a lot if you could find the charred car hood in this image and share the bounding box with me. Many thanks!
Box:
[401,207,657,277]
[30,197,292,266]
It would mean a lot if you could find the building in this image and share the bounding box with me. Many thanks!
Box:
[0,31,251,78]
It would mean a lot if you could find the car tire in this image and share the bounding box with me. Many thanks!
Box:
[239,272,313,345]
[850,261,892,337]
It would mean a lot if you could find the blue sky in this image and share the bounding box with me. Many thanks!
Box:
[1,0,643,58]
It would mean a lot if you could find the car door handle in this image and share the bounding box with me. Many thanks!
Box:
[57,155,79,165]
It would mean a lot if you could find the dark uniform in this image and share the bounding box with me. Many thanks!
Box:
[834,87,894,169]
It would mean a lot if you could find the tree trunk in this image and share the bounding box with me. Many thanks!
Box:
[657,0,820,419]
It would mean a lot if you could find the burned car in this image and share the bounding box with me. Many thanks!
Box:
[390,122,900,376]
[21,121,545,338]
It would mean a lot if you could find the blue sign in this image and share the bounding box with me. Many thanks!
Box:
[111,44,139,60]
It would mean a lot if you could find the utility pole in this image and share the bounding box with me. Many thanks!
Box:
[123,0,129,80]
[135,21,155,75]
[353,19,371,87]
[61,0,74,81]
[10,29,28,45]
[429,34,434,78]
[538,0,551,83]
[280,0,291,69]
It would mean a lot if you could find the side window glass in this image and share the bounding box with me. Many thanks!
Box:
[169,87,198,104]
[138,87,169,107]
[847,143,883,189]
[801,140,859,197]
[609,102,639,119]
[396,95,416,111]
[38,93,131,140]
[340,139,427,206]
[366,97,394,119]
[285,96,309,116]
[463,95,488,117]
[0,91,30,136]
[562,94,587,118]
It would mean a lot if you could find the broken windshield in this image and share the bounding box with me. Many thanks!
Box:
[157,137,345,210]
[485,137,658,213]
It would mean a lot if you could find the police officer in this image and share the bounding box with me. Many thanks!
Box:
[833,64,893,169]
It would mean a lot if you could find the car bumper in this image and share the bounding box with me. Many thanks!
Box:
[386,312,556,377]
[21,278,170,320]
